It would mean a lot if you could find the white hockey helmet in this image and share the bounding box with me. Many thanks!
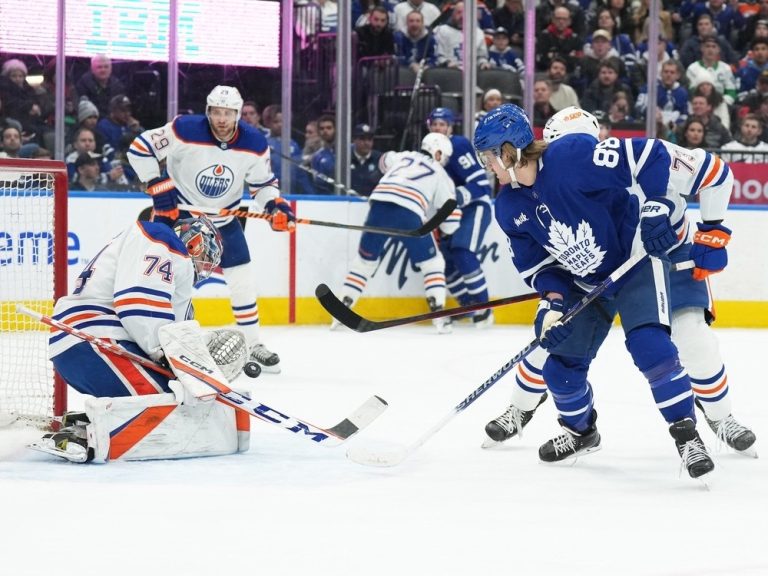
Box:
[543,106,600,143]
[420,132,453,166]
[206,85,244,122]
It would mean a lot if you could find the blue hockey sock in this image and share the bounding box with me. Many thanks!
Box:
[543,355,595,432]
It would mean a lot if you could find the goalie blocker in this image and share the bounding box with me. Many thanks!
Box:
[32,321,252,463]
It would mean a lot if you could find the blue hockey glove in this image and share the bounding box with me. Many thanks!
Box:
[264,197,296,232]
[689,222,731,281]
[640,198,677,256]
[534,296,573,350]
[147,176,179,226]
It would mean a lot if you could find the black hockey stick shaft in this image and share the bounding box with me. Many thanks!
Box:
[316,284,538,332]
[179,199,457,238]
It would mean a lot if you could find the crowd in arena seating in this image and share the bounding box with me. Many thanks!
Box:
[2,0,768,196]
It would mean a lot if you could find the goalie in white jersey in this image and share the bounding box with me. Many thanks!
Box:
[127,85,294,373]
[332,132,462,334]
[36,216,254,463]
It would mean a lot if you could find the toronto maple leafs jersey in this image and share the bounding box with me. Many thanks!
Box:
[496,134,683,295]
[446,135,492,205]
[128,115,279,224]
[49,221,195,360]
[371,151,461,233]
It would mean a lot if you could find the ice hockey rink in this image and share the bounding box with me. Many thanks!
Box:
[1,322,766,576]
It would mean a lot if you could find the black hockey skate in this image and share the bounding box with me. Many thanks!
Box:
[29,425,93,463]
[539,411,601,463]
[472,308,494,329]
[483,392,548,447]
[695,399,757,455]
[427,297,452,334]
[249,344,281,374]
[669,418,715,479]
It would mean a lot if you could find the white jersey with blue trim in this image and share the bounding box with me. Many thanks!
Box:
[128,115,279,223]
[371,151,461,232]
[49,221,195,360]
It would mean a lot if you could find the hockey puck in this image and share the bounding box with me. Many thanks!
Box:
[243,361,262,378]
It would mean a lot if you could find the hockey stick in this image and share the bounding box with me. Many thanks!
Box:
[316,283,538,332]
[346,251,649,467]
[17,305,387,447]
[179,198,458,238]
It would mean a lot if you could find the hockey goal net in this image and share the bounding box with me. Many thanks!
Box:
[0,159,68,425]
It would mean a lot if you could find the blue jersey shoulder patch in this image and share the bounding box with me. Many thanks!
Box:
[172,115,216,145]
[233,122,269,154]
[137,221,188,256]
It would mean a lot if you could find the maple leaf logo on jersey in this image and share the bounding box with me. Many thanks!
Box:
[546,219,606,277]
[195,164,235,198]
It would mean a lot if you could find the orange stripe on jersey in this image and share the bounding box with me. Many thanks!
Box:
[375,185,428,211]
[109,404,177,460]
[50,312,101,332]
[109,353,164,395]
[700,156,722,189]
[114,297,172,309]
[693,375,728,396]
[131,140,150,154]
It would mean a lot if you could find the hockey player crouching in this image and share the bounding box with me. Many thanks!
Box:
[33,216,254,463]
[127,85,293,374]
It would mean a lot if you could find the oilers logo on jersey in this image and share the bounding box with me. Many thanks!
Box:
[195,164,235,198]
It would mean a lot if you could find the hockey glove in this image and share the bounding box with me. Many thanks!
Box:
[640,198,677,256]
[534,296,573,350]
[689,222,731,281]
[264,198,296,232]
[147,176,179,226]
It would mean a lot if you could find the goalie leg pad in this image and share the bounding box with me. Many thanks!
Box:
[85,393,244,462]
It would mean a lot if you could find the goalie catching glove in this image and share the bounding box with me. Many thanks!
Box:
[147,176,179,226]
[264,197,296,232]
[689,222,731,281]
[534,295,573,350]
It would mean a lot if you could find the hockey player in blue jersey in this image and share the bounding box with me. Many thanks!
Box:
[473,103,715,478]
[483,106,756,456]
[426,107,494,327]
[128,86,295,374]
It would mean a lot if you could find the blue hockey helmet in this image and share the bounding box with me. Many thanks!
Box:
[174,215,223,282]
[473,103,534,159]
[427,107,456,127]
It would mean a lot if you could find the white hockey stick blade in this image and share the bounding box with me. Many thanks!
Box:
[324,395,389,441]
[346,444,410,467]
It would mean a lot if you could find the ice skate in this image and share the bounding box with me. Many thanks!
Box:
[330,296,353,331]
[669,418,715,480]
[482,392,548,448]
[249,343,281,374]
[427,297,452,334]
[472,308,494,329]
[695,399,757,457]
[29,425,93,463]
[539,411,601,463]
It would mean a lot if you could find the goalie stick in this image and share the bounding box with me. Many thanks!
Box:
[316,284,538,332]
[17,305,387,447]
[178,199,458,238]
[346,251,649,467]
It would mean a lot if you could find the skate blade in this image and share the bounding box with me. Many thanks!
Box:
[28,441,89,463]
[736,446,758,459]
[541,444,603,465]
[481,437,503,449]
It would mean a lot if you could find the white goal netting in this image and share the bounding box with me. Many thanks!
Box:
[0,162,65,423]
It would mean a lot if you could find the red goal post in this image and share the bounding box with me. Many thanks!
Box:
[0,158,68,424]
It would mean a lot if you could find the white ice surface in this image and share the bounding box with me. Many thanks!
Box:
[1,324,766,576]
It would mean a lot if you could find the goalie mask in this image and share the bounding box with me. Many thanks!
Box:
[174,215,223,282]
[543,106,600,143]
[420,132,453,166]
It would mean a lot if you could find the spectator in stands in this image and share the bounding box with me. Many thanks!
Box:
[755,95,768,142]
[689,92,732,147]
[311,114,337,194]
[690,71,731,130]
[241,101,270,137]
[475,88,503,126]
[737,39,768,100]
[743,17,768,47]
[581,60,632,117]
[320,0,339,32]
[394,10,438,72]
[632,0,674,45]
[739,69,768,115]
[0,93,23,136]
[69,153,115,192]
[632,34,680,86]
[686,35,737,107]
[598,117,612,140]
[677,117,706,148]
[574,29,626,96]
[434,2,490,70]
[679,14,738,67]
[635,59,689,126]
[303,120,322,164]
[0,125,21,158]
[586,8,637,72]
[537,6,584,72]
[74,55,126,118]
[488,27,524,73]
[65,127,126,186]
[350,123,383,197]
[393,0,441,34]
[492,0,525,50]
[547,56,580,110]
[70,99,106,152]
[263,104,304,194]
[681,0,745,49]
[96,95,143,156]
[0,59,47,148]
[536,0,586,37]
[533,79,558,123]
[357,6,396,60]
[606,90,635,124]
[721,113,768,162]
